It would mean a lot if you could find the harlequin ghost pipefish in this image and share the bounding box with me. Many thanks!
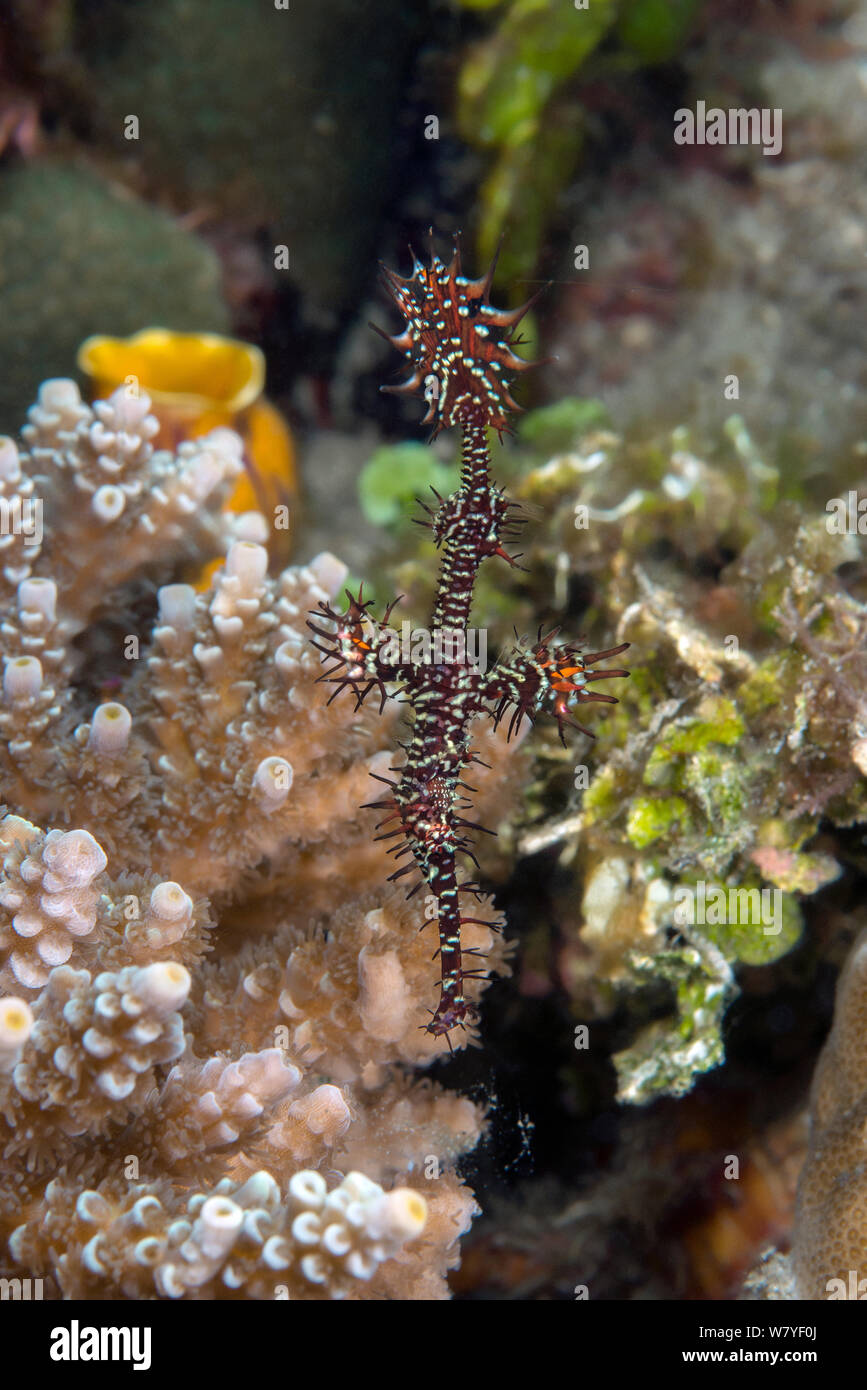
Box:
[308,233,630,1038]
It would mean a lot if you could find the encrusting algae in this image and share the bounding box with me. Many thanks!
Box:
[417,402,866,1108]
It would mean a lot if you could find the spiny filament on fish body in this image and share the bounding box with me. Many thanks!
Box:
[308,231,630,1039]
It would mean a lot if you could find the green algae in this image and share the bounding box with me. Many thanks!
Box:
[516,397,610,454]
[739,654,796,719]
[362,391,866,1107]
[582,766,623,823]
[454,0,702,281]
[626,795,692,849]
[696,887,803,967]
[490,399,867,1102]
[359,445,460,530]
[616,0,702,63]
[614,938,733,1103]
[455,0,617,282]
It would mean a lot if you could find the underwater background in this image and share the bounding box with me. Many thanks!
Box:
[0,0,866,1303]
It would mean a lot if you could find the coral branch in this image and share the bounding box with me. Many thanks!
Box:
[0,370,515,1299]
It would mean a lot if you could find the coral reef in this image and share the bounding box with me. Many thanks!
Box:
[0,377,520,1299]
[457,1096,805,1300]
[72,0,423,336]
[546,2,867,467]
[2,0,864,1309]
[389,400,865,1104]
[791,928,867,1298]
[455,0,703,284]
[0,164,229,432]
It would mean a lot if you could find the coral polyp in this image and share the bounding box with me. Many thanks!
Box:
[0,374,518,1300]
